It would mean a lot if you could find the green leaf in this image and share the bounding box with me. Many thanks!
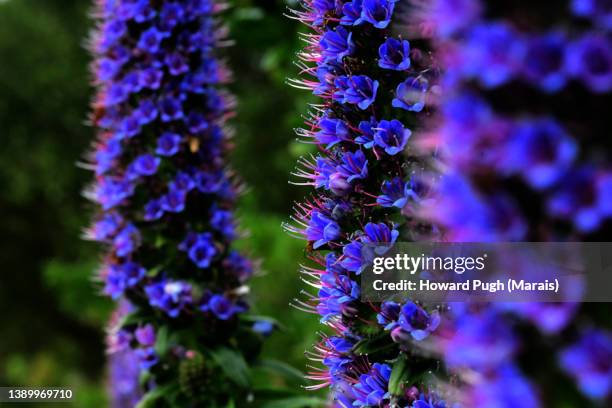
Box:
[154,325,169,356]
[135,384,176,408]
[260,397,327,408]
[388,354,410,396]
[256,359,304,384]
[210,347,251,388]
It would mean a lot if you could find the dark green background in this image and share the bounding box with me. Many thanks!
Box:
[0,0,318,405]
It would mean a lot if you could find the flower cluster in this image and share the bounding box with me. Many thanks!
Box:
[287,0,443,405]
[414,0,612,405]
[86,0,259,404]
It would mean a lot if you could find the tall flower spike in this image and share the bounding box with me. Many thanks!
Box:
[86,1,261,405]
[413,0,612,405]
[286,0,444,405]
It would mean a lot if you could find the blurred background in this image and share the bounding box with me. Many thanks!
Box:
[0,0,317,405]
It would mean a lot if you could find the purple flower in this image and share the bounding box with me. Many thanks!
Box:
[523,32,567,92]
[187,232,216,268]
[337,150,368,184]
[352,363,391,407]
[504,118,576,189]
[136,99,159,125]
[559,329,612,400]
[113,223,141,257]
[463,22,525,88]
[378,38,411,70]
[566,34,612,93]
[320,26,355,63]
[165,52,189,76]
[137,27,164,53]
[144,199,163,221]
[145,279,193,318]
[129,154,161,177]
[334,75,379,109]
[135,324,156,347]
[391,302,440,341]
[159,96,184,122]
[307,211,341,249]
[377,177,416,208]
[91,212,123,241]
[210,207,236,239]
[316,117,350,148]
[208,295,242,320]
[572,0,612,30]
[156,132,182,156]
[135,347,158,370]
[160,188,187,213]
[356,117,377,148]
[392,76,428,112]
[140,67,163,90]
[360,0,397,29]
[374,119,412,155]
[340,0,363,25]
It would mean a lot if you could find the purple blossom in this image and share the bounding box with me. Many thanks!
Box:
[334,75,379,109]
[392,302,440,341]
[374,119,412,155]
[316,117,350,148]
[377,177,417,208]
[523,32,568,92]
[504,118,577,189]
[156,132,182,156]
[320,26,355,63]
[306,211,341,249]
[378,38,411,71]
[392,76,428,112]
[351,363,391,407]
[360,0,397,29]
[187,232,216,268]
[138,27,164,54]
[566,33,612,92]
[559,329,612,400]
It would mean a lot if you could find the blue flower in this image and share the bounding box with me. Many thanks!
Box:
[572,0,612,30]
[129,154,161,178]
[208,295,243,320]
[523,32,567,92]
[160,188,186,213]
[374,119,412,155]
[392,76,428,112]
[144,199,163,221]
[137,27,164,53]
[463,22,525,88]
[392,302,441,341]
[145,279,193,318]
[360,0,397,29]
[320,26,355,63]
[356,117,377,148]
[340,0,363,25]
[135,347,158,370]
[334,75,379,109]
[113,223,141,257]
[337,150,368,183]
[210,207,236,239]
[187,232,216,268]
[378,38,411,70]
[156,132,182,156]
[566,33,612,93]
[159,96,184,122]
[504,118,577,189]
[377,177,416,208]
[316,116,350,148]
[306,211,341,249]
[352,363,391,407]
[559,329,612,400]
